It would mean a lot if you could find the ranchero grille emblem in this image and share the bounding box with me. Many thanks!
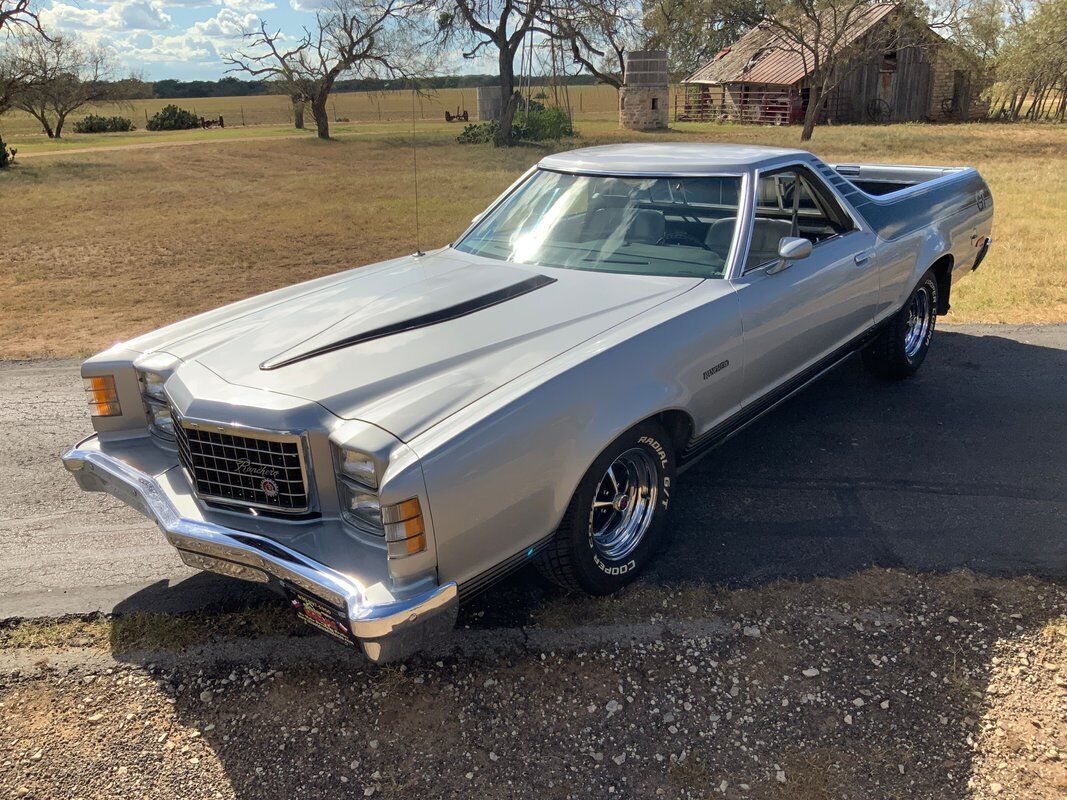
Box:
[174,422,309,513]
[235,458,280,479]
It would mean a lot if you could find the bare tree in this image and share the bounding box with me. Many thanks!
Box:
[1,0,45,114]
[744,1,958,141]
[267,79,309,129]
[0,0,42,34]
[543,0,642,90]
[12,35,123,138]
[436,0,547,145]
[290,91,308,129]
[0,47,31,115]
[227,0,420,140]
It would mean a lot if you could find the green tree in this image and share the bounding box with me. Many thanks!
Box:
[995,0,1067,121]
[642,0,754,77]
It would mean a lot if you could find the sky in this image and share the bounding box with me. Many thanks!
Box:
[34,0,477,81]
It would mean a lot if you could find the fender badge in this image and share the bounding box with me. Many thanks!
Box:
[702,359,730,380]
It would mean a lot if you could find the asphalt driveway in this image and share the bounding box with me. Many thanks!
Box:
[1,323,1064,621]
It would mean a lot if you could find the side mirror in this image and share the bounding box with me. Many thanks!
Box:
[767,236,813,274]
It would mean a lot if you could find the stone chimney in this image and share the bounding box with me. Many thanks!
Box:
[620,50,669,131]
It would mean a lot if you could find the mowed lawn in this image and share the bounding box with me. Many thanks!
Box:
[1,119,1065,360]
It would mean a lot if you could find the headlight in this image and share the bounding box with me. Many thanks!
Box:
[338,449,377,488]
[138,370,167,401]
[146,402,175,438]
[136,369,174,440]
[340,482,383,533]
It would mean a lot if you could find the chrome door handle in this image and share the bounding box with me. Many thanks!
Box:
[854,251,872,265]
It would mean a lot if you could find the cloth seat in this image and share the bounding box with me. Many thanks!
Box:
[625,209,666,244]
[705,216,793,266]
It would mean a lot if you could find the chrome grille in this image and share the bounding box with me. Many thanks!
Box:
[175,421,310,514]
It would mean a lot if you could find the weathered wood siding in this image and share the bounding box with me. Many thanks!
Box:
[827,42,934,123]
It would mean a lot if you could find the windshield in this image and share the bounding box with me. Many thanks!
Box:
[454,170,742,279]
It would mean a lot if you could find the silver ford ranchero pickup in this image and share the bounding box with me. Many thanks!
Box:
[64,143,993,661]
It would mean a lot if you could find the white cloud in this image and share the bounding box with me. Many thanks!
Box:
[190,7,257,38]
[289,0,329,11]
[41,1,172,32]
[113,30,217,62]
[102,8,259,67]
[119,0,172,29]
[223,0,276,12]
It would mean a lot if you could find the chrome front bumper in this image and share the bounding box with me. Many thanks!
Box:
[62,435,457,662]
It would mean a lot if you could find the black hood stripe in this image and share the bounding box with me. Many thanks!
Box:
[260,273,557,370]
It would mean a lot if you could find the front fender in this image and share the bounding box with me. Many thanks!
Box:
[411,284,743,590]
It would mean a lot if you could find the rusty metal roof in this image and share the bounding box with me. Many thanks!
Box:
[684,2,899,87]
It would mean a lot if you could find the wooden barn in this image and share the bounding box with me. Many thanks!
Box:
[679,2,987,125]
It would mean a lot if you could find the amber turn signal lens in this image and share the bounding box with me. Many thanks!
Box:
[83,375,121,417]
[384,497,427,558]
[382,498,421,525]
[400,532,426,556]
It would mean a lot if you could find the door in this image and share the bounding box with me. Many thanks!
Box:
[729,164,880,407]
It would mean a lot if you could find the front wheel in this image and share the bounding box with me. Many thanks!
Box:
[862,269,939,379]
[536,422,675,594]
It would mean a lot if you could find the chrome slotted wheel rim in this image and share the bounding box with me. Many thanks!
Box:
[903,285,932,358]
[589,448,659,561]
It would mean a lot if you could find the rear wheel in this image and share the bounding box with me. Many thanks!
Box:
[863,269,938,379]
[537,422,675,594]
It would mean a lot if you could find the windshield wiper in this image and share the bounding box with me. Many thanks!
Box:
[582,255,649,265]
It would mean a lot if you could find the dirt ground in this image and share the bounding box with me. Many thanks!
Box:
[1,569,1063,800]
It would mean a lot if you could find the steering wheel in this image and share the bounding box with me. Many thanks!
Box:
[658,230,713,251]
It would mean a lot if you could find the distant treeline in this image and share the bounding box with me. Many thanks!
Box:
[150,74,601,99]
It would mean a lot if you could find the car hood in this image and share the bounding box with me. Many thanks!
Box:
[150,249,699,441]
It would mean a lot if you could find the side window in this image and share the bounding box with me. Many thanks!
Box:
[744,166,855,272]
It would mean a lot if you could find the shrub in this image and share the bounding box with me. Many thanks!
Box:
[516,106,575,141]
[456,105,577,145]
[456,120,497,143]
[0,135,15,169]
[73,115,136,134]
[146,105,200,131]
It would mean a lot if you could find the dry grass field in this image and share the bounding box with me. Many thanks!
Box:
[0,84,622,139]
[1,114,1065,360]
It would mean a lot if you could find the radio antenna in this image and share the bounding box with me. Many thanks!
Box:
[410,87,424,258]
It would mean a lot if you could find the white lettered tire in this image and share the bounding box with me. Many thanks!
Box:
[536,421,675,594]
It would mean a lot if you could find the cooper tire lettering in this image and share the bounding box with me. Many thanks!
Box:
[593,554,637,576]
[537,421,677,594]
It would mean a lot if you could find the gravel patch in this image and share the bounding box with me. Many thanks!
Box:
[1,569,1063,799]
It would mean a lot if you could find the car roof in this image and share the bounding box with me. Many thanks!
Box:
[537,143,810,176]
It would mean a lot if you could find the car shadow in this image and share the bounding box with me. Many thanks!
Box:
[100,327,1066,799]
[111,328,1067,626]
[460,327,1067,627]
